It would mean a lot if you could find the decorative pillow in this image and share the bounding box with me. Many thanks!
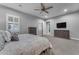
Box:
[0,30,6,40]
[0,33,5,51]
[1,31,11,42]
[11,32,19,41]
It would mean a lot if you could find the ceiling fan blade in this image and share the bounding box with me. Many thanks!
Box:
[44,11,48,13]
[46,6,53,10]
[34,9,41,11]
[41,3,45,9]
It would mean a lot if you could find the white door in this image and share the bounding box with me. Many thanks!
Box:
[38,23,43,36]
[46,22,50,34]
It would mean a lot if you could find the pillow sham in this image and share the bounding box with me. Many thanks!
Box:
[11,32,19,41]
[0,34,5,51]
[2,31,11,42]
[4,31,11,42]
[0,30,11,42]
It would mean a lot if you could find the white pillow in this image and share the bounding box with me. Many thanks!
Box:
[0,30,11,42]
[4,31,11,42]
[0,30,5,38]
[0,33,5,51]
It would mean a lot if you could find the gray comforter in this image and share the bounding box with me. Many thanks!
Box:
[0,34,52,55]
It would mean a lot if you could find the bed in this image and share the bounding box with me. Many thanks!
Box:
[0,31,52,55]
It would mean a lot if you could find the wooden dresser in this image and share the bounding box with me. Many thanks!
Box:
[28,27,37,35]
[54,30,70,39]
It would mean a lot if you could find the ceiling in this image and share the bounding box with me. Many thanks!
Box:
[1,3,79,19]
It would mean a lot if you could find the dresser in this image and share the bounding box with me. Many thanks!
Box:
[54,30,70,39]
[28,27,37,35]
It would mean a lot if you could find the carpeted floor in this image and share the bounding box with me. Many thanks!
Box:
[43,35,79,55]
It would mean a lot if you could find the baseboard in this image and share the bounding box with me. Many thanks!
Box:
[70,37,79,40]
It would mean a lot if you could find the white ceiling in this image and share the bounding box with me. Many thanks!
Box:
[1,3,79,19]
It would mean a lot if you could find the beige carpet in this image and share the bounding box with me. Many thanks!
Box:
[43,35,79,55]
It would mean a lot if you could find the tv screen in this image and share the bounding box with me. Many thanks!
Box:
[57,22,66,28]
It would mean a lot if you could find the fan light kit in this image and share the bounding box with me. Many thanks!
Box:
[40,12,48,18]
[34,3,53,14]
[64,9,68,12]
[44,15,48,18]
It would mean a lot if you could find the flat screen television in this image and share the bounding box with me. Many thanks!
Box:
[57,22,66,28]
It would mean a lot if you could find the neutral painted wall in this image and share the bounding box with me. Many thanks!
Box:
[2,4,79,40]
[0,5,45,34]
[49,12,79,40]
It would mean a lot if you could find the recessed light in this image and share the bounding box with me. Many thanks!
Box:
[64,9,68,12]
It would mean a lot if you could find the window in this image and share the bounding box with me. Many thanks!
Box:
[6,14,20,33]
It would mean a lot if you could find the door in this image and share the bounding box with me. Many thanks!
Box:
[38,23,43,36]
[46,22,50,34]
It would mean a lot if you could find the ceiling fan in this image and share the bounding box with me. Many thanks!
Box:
[34,3,53,14]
